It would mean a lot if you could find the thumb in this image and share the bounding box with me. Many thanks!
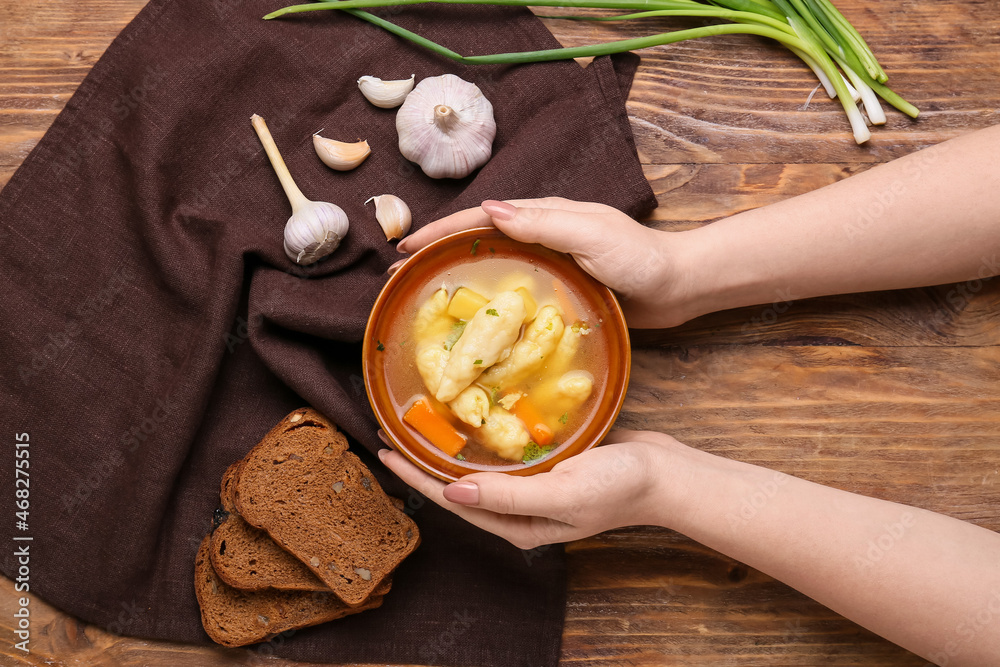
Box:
[443,471,564,518]
[481,200,606,258]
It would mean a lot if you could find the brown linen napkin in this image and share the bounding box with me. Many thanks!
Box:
[0,0,656,664]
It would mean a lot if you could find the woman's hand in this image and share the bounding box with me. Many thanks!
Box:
[378,429,688,549]
[394,198,693,329]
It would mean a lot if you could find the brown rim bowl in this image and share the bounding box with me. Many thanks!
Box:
[363,227,630,482]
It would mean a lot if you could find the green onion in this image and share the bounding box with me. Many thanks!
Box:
[264,0,918,143]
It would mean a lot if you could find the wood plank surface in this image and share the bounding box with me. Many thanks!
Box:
[2,0,999,665]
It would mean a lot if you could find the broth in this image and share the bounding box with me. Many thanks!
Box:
[379,249,609,469]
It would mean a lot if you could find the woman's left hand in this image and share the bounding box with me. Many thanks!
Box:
[377,430,685,549]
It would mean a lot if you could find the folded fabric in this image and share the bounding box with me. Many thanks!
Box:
[0,0,656,664]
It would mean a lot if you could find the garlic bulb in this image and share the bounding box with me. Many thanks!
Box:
[313,134,370,171]
[365,194,412,241]
[357,74,415,108]
[251,114,349,265]
[396,74,496,179]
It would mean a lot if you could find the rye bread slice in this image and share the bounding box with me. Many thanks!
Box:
[211,461,329,592]
[194,536,381,647]
[211,461,393,595]
[233,408,419,606]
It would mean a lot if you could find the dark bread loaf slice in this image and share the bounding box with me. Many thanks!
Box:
[211,461,329,592]
[211,460,393,595]
[234,408,420,606]
[194,536,381,647]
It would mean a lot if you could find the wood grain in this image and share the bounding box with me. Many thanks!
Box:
[2,0,999,665]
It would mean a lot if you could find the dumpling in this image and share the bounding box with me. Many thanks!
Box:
[477,406,531,461]
[480,306,564,389]
[414,287,455,345]
[413,288,457,394]
[556,371,593,403]
[448,386,491,428]
[436,291,526,403]
[415,345,449,396]
[532,370,595,431]
[546,322,587,377]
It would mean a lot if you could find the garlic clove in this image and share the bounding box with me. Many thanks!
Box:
[396,74,496,179]
[313,134,371,171]
[283,200,350,265]
[365,194,412,241]
[357,74,416,109]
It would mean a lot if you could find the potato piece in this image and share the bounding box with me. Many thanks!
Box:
[436,291,526,403]
[448,386,491,428]
[447,287,489,321]
[477,406,531,461]
[496,273,536,295]
[480,306,564,389]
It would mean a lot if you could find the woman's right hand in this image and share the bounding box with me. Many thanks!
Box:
[394,198,691,329]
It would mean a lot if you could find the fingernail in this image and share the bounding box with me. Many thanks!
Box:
[396,239,411,254]
[443,481,479,506]
[377,429,389,444]
[387,259,404,276]
[481,200,516,222]
[377,448,389,462]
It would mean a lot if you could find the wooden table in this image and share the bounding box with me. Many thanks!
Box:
[2,1,998,664]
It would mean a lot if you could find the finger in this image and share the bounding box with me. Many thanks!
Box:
[397,206,492,254]
[601,429,667,445]
[378,450,570,545]
[443,470,570,518]
[397,197,606,255]
[502,196,608,214]
[481,200,611,259]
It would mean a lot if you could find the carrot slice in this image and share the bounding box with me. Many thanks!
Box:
[513,398,554,446]
[552,278,577,324]
[404,398,467,457]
